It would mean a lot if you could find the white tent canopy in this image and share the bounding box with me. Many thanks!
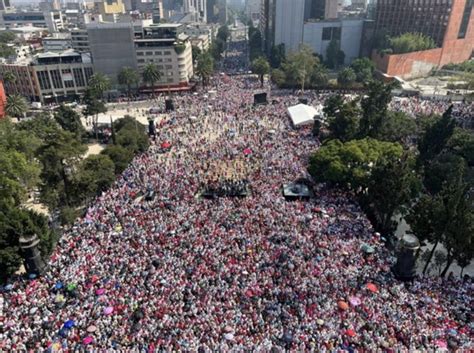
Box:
[287,104,318,127]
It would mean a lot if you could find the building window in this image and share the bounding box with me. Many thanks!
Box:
[165,65,172,69]
[50,69,63,89]
[332,27,341,41]
[84,67,93,82]
[64,79,75,88]
[164,51,171,55]
[155,51,162,55]
[322,27,332,40]
[37,70,51,90]
[137,52,144,56]
[458,0,473,39]
[138,59,145,63]
[73,68,85,87]
[146,51,153,55]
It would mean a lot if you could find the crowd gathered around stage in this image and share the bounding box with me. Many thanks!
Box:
[1,45,473,351]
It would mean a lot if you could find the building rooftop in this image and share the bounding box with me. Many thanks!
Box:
[44,32,71,40]
[9,26,45,33]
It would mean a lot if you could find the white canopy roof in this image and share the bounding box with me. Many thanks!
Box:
[287,104,318,126]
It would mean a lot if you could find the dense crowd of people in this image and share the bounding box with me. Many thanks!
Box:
[1,45,473,351]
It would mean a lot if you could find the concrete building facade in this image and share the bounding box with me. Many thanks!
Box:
[0,11,64,32]
[274,0,305,54]
[184,0,207,22]
[303,19,364,63]
[135,24,194,90]
[71,29,90,53]
[87,22,138,83]
[0,50,94,103]
[261,0,340,54]
[373,0,474,79]
[43,33,73,52]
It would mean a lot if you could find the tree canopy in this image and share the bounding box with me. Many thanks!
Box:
[251,56,270,87]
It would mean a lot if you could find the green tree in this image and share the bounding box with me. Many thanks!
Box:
[362,153,420,236]
[378,111,417,144]
[0,146,40,205]
[440,184,473,277]
[0,118,41,161]
[326,99,361,142]
[418,105,456,165]
[351,58,375,83]
[88,72,111,99]
[308,138,404,190]
[359,80,396,138]
[251,56,270,87]
[192,45,202,64]
[217,25,230,43]
[423,153,468,195]
[37,130,87,209]
[282,45,318,91]
[0,44,15,58]
[114,116,149,154]
[249,28,263,61]
[54,104,86,139]
[269,44,285,68]
[211,38,226,61]
[337,67,356,88]
[2,71,16,85]
[0,31,16,43]
[142,63,162,97]
[0,202,56,282]
[446,128,474,167]
[118,67,140,98]
[195,51,214,86]
[310,64,329,87]
[5,94,28,118]
[389,32,436,54]
[82,88,107,140]
[408,174,471,275]
[71,154,115,204]
[101,145,134,174]
[271,68,286,87]
[325,39,345,69]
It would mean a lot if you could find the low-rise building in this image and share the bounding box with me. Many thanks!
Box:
[0,11,64,32]
[43,33,72,52]
[0,50,94,103]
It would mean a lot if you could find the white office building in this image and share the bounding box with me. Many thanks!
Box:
[184,0,207,22]
[274,0,305,54]
[303,19,364,64]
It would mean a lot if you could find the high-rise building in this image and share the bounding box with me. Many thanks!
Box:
[261,0,339,54]
[0,0,10,11]
[152,0,164,23]
[95,0,126,16]
[245,0,261,23]
[274,0,305,53]
[87,22,137,84]
[184,0,207,22]
[135,24,194,90]
[372,0,474,78]
[304,0,338,20]
[374,0,472,47]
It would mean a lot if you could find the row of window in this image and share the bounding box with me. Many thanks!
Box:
[136,50,173,56]
[36,67,93,91]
